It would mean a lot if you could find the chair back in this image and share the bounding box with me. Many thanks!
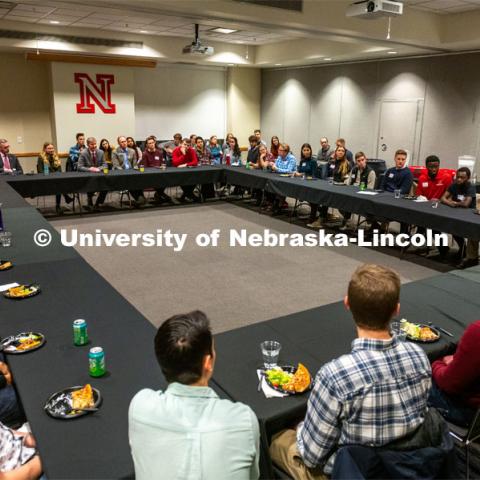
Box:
[467,408,480,444]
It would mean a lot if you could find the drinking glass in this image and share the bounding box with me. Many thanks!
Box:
[260,341,281,369]
[394,189,401,199]
[391,321,407,341]
[431,198,439,209]
[0,231,12,247]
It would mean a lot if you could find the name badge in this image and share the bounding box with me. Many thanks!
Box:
[155,156,160,161]
[457,195,465,201]
[422,182,429,187]
[351,173,356,178]
[330,164,335,169]
[389,173,394,178]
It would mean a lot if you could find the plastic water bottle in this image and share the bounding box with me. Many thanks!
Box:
[43,163,49,176]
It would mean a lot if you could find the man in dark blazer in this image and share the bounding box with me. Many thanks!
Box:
[77,137,107,210]
[0,139,23,174]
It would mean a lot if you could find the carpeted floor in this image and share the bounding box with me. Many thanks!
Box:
[51,201,439,333]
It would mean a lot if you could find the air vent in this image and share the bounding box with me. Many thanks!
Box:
[0,29,142,48]
[234,0,302,12]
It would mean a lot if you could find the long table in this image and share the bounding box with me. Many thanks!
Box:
[212,267,480,478]
[0,167,479,478]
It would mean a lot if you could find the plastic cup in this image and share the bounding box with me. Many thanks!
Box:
[260,340,281,369]
[139,166,145,173]
[103,167,109,174]
[394,189,401,199]
[0,231,12,247]
[431,198,439,209]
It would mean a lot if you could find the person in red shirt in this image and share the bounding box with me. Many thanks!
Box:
[172,138,199,202]
[415,155,452,200]
[428,320,480,427]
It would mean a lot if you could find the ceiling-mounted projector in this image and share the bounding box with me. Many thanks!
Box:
[182,24,214,56]
[347,0,403,18]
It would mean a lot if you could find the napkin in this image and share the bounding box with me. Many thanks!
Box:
[0,282,19,292]
[356,190,378,196]
[257,369,288,398]
[414,196,428,202]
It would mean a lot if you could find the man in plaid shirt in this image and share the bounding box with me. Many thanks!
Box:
[270,264,432,479]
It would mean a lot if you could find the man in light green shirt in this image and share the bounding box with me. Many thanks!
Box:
[129,310,260,480]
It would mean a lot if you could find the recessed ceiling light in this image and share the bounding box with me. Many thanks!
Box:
[140,30,149,34]
[275,63,282,66]
[49,20,60,24]
[324,57,332,61]
[388,51,398,54]
[211,27,238,34]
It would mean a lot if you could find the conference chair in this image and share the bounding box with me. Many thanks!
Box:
[448,408,480,479]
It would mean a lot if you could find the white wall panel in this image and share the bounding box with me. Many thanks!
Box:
[134,65,226,141]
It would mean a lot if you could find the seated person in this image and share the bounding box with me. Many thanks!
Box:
[112,136,146,206]
[141,136,171,204]
[222,133,234,154]
[126,136,142,164]
[415,155,452,200]
[270,264,433,479]
[316,137,333,165]
[208,136,223,165]
[162,133,182,166]
[172,138,200,202]
[246,135,260,169]
[312,146,351,227]
[441,167,479,268]
[37,142,73,215]
[254,128,267,147]
[270,136,280,158]
[380,149,413,195]
[77,137,108,210]
[67,132,85,172]
[223,136,242,166]
[0,359,25,429]
[193,137,215,199]
[413,155,452,257]
[339,151,376,230]
[0,421,42,479]
[294,143,316,178]
[271,143,297,214]
[99,138,114,170]
[129,310,260,480]
[257,144,274,170]
[332,138,353,167]
[429,320,480,427]
[0,138,23,174]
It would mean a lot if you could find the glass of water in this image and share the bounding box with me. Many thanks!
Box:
[0,231,12,247]
[394,189,401,199]
[431,198,439,209]
[260,341,281,369]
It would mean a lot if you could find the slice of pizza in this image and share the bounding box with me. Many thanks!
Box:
[71,384,94,410]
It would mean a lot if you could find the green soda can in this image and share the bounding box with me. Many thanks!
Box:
[360,182,366,191]
[73,319,88,346]
[89,347,106,377]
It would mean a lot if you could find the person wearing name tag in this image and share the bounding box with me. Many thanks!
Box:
[141,136,172,204]
[339,152,376,231]
[0,138,23,175]
[441,167,479,268]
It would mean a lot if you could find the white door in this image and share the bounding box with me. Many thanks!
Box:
[376,100,423,166]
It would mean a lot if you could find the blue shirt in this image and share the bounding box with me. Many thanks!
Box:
[297,336,431,474]
[381,167,413,194]
[275,153,297,173]
[209,145,223,166]
[68,143,83,170]
[129,383,260,480]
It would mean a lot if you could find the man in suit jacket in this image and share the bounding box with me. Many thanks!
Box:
[77,137,107,210]
[0,139,23,174]
[112,136,145,205]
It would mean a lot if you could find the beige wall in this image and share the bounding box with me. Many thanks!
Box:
[51,62,136,152]
[227,67,261,147]
[0,53,52,153]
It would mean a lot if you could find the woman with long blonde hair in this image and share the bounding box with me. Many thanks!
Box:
[37,142,72,214]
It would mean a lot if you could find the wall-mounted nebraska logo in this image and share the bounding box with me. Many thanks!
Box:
[74,73,116,114]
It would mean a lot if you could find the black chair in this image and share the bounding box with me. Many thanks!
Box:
[448,408,480,479]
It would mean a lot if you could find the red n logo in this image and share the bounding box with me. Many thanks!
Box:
[74,73,116,114]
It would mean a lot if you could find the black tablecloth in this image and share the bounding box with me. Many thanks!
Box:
[212,273,479,478]
[5,167,224,196]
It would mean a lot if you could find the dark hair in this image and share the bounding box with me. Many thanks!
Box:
[76,132,84,140]
[355,151,366,161]
[395,149,407,157]
[457,167,471,179]
[254,129,261,134]
[300,143,312,161]
[425,155,440,166]
[145,135,156,144]
[173,133,182,140]
[99,138,112,154]
[248,135,257,143]
[231,136,241,157]
[126,137,140,161]
[154,310,213,385]
[348,264,400,330]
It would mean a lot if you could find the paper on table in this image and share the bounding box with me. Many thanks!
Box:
[356,191,378,196]
[414,196,428,202]
[257,369,288,398]
[0,283,19,292]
